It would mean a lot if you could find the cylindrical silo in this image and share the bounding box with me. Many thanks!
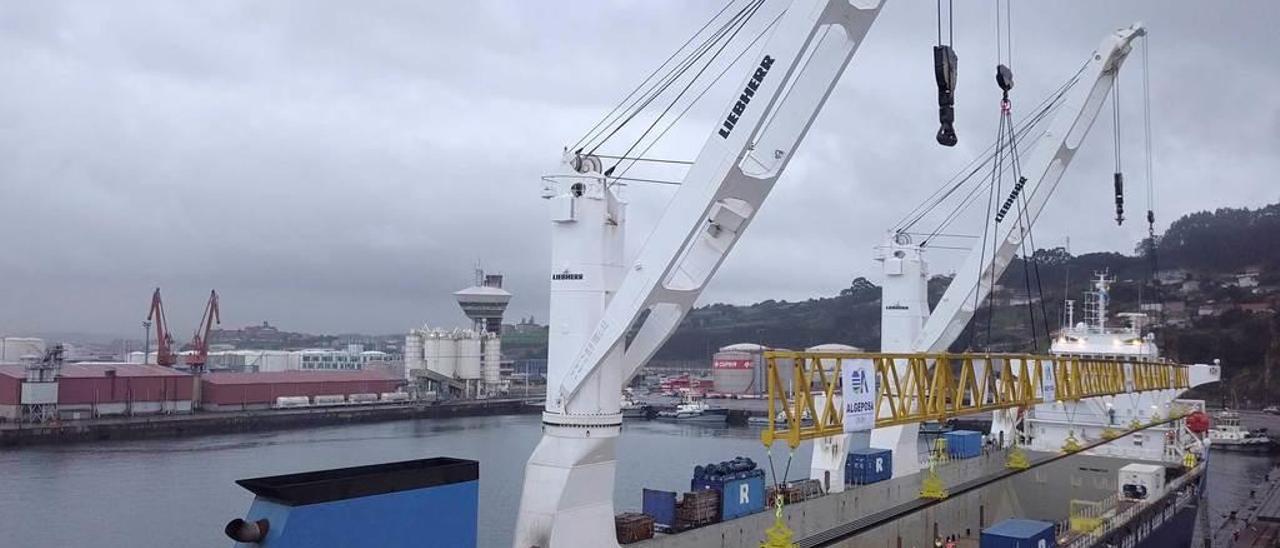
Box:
[435,329,459,379]
[404,331,424,380]
[483,333,501,386]
[458,330,483,380]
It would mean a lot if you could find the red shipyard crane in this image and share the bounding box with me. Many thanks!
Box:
[146,288,177,367]
[185,290,221,373]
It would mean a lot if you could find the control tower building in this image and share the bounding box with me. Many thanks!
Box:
[453,268,511,335]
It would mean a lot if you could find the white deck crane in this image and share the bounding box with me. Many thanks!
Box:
[514,1,885,546]
[862,23,1149,481]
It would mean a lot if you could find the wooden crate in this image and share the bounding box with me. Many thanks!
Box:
[615,512,655,544]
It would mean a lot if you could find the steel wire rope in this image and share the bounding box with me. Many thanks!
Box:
[579,0,754,153]
[610,9,785,183]
[894,62,1088,235]
[917,93,1071,245]
[571,0,739,152]
[584,0,764,157]
[600,0,767,175]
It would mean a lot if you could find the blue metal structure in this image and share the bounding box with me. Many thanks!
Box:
[227,457,478,548]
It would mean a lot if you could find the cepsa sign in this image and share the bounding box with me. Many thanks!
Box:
[713,359,753,370]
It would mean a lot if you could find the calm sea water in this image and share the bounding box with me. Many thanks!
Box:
[0,413,1271,548]
[0,415,811,548]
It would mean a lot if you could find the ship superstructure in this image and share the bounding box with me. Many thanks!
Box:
[1021,272,1218,464]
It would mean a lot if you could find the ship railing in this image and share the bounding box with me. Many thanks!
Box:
[1059,462,1204,548]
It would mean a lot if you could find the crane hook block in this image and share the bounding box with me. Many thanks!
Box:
[996,64,1014,93]
[1113,172,1125,225]
[934,45,959,147]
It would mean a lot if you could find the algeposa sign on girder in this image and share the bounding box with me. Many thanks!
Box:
[842,359,876,433]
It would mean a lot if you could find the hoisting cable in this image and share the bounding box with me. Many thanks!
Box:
[582,0,764,159]
[896,60,1088,240]
[577,0,755,154]
[609,8,785,184]
[934,0,959,146]
[570,0,739,153]
[895,65,1079,232]
[1112,76,1125,226]
[599,0,767,178]
[1141,35,1162,323]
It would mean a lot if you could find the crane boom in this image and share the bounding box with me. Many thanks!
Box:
[186,290,221,372]
[556,0,883,410]
[146,288,177,367]
[915,23,1145,353]
[516,2,884,546]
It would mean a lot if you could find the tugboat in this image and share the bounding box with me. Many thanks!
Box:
[655,394,728,423]
[622,390,654,420]
[1208,410,1275,452]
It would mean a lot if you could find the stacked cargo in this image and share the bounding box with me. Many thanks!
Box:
[615,512,655,544]
[676,490,720,530]
[980,518,1056,548]
[641,456,770,533]
[766,478,824,506]
[845,448,893,485]
[690,457,766,520]
[944,430,983,459]
[642,489,678,532]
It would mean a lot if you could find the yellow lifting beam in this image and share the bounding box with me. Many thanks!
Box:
[760,351,1190,449]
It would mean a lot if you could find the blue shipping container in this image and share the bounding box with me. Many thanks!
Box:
[643,489,677,530]
[981,518,1056,548]
[945,430,983,459]
[691,475,766,520]
[845,448,892,485]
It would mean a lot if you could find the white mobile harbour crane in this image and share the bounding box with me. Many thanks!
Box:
[514,1,885,546]
[515,2,1165,547]
[863,23,1150,484]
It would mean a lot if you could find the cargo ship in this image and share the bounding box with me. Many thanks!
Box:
[611,273,1217,548]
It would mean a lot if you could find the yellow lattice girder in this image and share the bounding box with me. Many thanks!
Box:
[761,351,1190,448]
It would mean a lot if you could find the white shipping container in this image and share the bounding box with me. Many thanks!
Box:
[274,396,311,408]
[348,393,378,404]
[313,395,346,406]
[381,392,411,402]
[1118,463,1165,501]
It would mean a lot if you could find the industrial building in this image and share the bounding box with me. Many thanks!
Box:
[0,362,194,421]
[199,370,401,411]
[404,267,510,398]
[125,345,394,373]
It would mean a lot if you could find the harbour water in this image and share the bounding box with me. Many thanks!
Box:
[0,412,1272,548]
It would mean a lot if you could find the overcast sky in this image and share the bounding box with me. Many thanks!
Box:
[2,1,1277,339]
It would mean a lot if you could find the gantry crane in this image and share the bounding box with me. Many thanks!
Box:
[146,288,177,367]
[185,290,220,373]
[515,1,886,546]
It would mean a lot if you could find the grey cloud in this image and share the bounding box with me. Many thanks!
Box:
[1,1,1277,338]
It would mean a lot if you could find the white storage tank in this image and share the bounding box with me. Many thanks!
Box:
[405,330,425,378]
[435,329,459,378]
[713,343,785,396]
[712,348,758,395]
[805,343,862,390]
[458,330,483,380]
[483,333,502,386]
